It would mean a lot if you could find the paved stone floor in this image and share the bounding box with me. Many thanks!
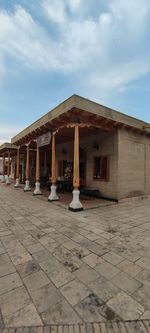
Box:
[1,184,150,332]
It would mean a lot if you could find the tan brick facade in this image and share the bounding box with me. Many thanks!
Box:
[118,129,150,200]
[55,127,150,201]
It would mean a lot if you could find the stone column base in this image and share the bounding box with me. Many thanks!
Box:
[1,175,5,183]
[69,189,83,212]
[24,180,31,191]
[48,185,59,201]
[14,178,21,188]
[33,182,42,195]
[6,176,11,185]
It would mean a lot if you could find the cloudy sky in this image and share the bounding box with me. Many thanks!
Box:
[0,0,150,143]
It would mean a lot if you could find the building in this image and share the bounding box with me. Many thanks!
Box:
[0,143,17,183]
[1,95,150,211]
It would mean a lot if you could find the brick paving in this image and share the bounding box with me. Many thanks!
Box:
[1,184,150,332]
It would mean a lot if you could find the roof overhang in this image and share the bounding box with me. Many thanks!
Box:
[0,143,18,157]
[11,95,150,146]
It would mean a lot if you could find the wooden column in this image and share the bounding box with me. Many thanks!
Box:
[16,148,20,179]
[6,150,11,184]
[7,151,10,176]
[14,147,21,187]
[24,144,31,191]
[26,145,30,180]
[2,153,5,176]
[35,145,40,182]
[69,125,83,211]
[33,143,42,195]
[73,125,80,189]
[48,132,58,201]
[51,133,56,184]
[1,153,5,182]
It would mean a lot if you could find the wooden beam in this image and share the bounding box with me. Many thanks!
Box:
[143,125,150,129]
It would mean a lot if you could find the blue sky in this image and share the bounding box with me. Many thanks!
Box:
[0,0,150,143]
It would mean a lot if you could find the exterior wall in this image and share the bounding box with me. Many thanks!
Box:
[81,131,118,200]
[118,128,150,199]
[56,130,118,200]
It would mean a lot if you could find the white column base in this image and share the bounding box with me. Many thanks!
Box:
[14,178,20,188]
[1,175,5,183]
[33,182,42,195]
[69,189,83,212]
[48,185,59,201]
[6,176,11,185]
[24,180,31,191]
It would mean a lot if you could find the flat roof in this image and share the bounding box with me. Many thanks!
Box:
[11,94,149,145]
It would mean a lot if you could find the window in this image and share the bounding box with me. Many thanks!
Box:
[94,156,108,180]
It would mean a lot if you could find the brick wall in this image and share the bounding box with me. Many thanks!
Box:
[118,128,150,199]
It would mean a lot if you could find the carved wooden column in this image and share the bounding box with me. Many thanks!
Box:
[48,133,58,201]
[14,147,20,187]
[1,153,5,183]
[69,125,83,211]
[6,151,11,185]
[33,143,42,195]
[24,144,31,191]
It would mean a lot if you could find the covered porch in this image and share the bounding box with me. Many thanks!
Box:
[10,105,118,211]
[0,143,17,185]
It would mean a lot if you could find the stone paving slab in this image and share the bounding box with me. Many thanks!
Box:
[1,185,150,330]
[2,321,150,333]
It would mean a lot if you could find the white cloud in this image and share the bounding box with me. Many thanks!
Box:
[67,0,81,11]
[0,6,63,71]
[87,61,150,94]
[0,55,5,78]
[0,0,150,94]
[0,124,24,145]
[42,0,67,24]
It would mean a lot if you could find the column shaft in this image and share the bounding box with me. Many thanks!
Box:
[1,153,5,182]
[8,151,10,176]
[51,133,56,184]
[14,147,21,187]
[33,144,41,195]
[24,144,31,191]
[16,148,20,179]
[3,153,5,176]
[35,146,40,182]
[26,145,30,180]
[48,133,58,201]
[73,125,80,189]
[6,151,11,184]
[69,125,83,211]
